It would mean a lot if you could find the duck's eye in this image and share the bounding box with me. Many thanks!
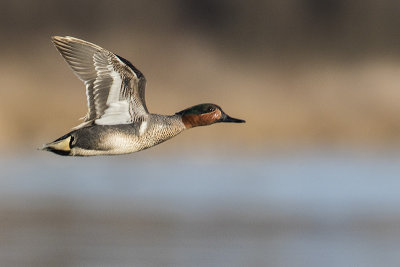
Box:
[206,107,214,113]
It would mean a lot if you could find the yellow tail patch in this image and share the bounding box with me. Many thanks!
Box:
[45,136,72,151]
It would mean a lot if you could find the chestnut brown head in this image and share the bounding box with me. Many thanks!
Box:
[176,103,245,128]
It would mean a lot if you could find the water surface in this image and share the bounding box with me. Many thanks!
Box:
[1,151,400,266]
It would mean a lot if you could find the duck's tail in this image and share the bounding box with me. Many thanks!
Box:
[39,134,73,156]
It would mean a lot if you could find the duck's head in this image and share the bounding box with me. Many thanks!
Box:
[176,103,245,129]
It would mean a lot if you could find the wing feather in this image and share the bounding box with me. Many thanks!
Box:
[51,36,148,128]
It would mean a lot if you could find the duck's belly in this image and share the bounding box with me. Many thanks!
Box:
[69,120,185,156]
[71,133,149,156]
[71,126,181,156]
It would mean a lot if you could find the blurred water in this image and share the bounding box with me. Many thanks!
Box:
[1,150,400,266]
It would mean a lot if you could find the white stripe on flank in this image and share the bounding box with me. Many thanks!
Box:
[139,121,148,136]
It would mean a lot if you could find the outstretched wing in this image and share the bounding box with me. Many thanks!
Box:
[52,36,148,128]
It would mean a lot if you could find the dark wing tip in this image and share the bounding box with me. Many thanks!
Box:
[51,36,70,50]
[51,35,62,41]
[115,54,144,79]
[51,36,66,44]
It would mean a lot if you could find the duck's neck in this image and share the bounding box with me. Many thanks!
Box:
[180,113,201,128]
[178,111,221,129]
[149,114,187,131]
[140,114,186,147]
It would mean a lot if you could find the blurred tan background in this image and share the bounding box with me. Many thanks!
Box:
[2,0,400,152]
[2,1,400,267]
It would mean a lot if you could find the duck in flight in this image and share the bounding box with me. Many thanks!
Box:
[40,36,245,156]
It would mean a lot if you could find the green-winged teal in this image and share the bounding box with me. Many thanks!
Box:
[40,36,245,156]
